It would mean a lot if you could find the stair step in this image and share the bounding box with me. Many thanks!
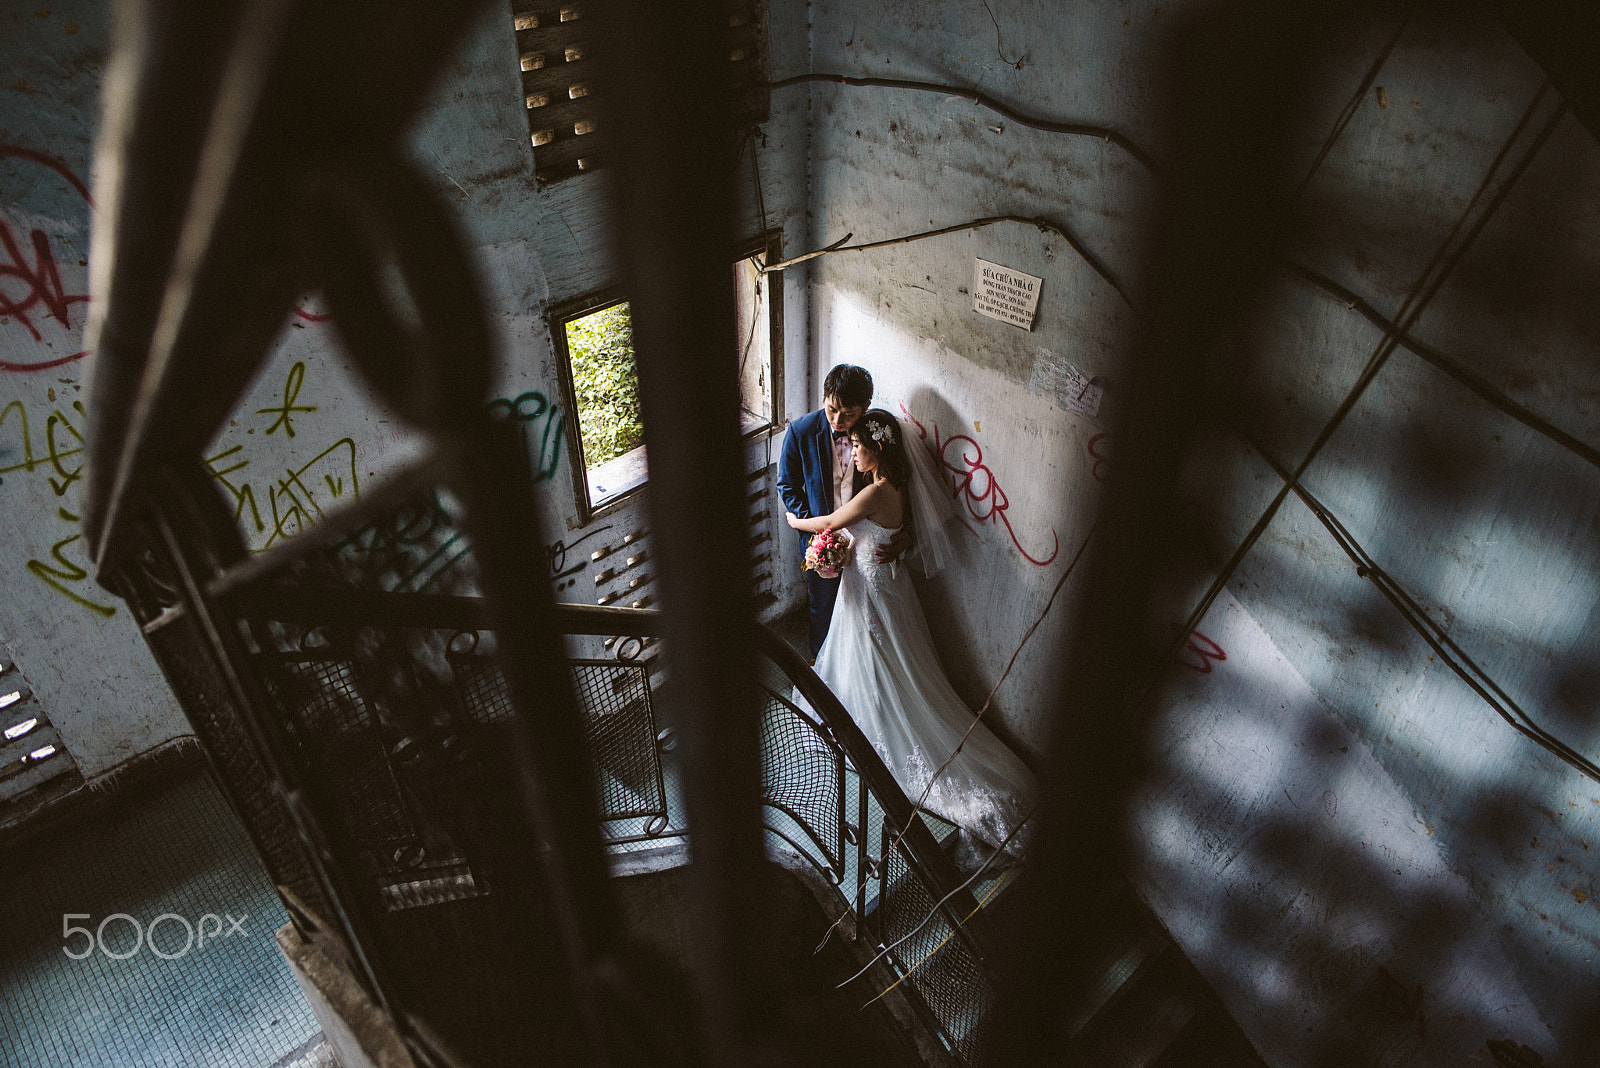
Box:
[1076,959,1202,1068]
[1064,929,1169,1039]
[1149,1009,1267,1068]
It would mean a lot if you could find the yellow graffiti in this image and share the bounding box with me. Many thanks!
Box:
[205,437,360,550]
[0,399,40,474]
[45,400,85,496]
[256,360,317,438]
[1,397,114,616]
[26,533,116,618]
[1,361,359,616]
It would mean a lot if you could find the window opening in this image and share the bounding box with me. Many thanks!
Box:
[552,242,781,521]
[566,300,646,511]
[734,253,773,434]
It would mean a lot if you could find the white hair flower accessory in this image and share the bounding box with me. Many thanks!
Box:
[868,420,895,445]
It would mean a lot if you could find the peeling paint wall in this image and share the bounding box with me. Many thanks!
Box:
[802,0,1152,758]
[803,0,1599,1064]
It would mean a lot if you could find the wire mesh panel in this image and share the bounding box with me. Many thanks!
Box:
[239,620,588,1064]
[124,467,1005,1064]
[451,648,670,834]
[250,642,482,914]
[878,833,997,1065]
[451,644,517,724]
[570,660,668,823]
[272,657,414,846]
[129,607,336,926]
[758,687,845,876]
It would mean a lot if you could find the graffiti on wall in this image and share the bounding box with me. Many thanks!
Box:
[0,394,116,616]
[0,145,92,373]
[1087,432,1112,482]
[488,389,564,483]
[900,403,1060,567]
[1180,630,1228,674]
[0,356,369,615]
[205,359,362,552]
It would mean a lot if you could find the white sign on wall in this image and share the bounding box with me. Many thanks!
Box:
[972,258,1043,330]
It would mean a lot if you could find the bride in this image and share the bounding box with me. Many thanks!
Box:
[786,408,1037,858]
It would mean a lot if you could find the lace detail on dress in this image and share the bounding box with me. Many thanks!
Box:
[847,521,901,594]
[899,745,1032,857]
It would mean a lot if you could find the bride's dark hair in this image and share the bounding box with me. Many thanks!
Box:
[853,409,911,488]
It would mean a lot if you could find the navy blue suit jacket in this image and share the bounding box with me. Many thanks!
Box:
[777,409,865,557]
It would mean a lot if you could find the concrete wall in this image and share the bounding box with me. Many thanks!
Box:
[1,1,187,779]
[802,0,1150,757]
[802,0,1599,1063]
[9,0,1600,1061]
[0,2,812,784]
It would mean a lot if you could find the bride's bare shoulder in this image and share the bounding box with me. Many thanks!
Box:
[877,481,906,525]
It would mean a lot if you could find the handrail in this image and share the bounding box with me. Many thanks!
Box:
[753,625,1002,959]
[197,548,1003,971]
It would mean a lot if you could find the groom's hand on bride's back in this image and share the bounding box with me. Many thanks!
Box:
[876,528,912,563]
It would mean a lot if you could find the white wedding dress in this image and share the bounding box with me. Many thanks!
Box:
[809,514,1038,858]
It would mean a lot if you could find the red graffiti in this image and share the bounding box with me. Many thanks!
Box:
[0,146,94,205]
[899,402,1059,567]
[0,221,88,344]
[1087,432,1112,482]
[1180,631,1227,673]
[0,145,93,372]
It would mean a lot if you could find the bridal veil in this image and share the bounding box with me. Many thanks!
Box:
[898,416,964,577]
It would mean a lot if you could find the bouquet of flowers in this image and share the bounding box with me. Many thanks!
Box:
[803,527,851,579]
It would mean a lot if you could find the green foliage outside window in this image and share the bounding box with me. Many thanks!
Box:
[566,302,643,469]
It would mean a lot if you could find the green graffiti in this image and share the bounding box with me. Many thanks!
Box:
[488,391,564,483]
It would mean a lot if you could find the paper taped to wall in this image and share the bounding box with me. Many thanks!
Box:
[972,258,1042,330]
[1029,347,1104,418]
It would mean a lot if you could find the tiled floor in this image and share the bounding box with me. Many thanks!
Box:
[0,765,320,1068]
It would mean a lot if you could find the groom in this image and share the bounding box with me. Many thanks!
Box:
[778,364,910,655]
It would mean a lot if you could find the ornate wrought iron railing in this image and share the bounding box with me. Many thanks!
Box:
[110,469,1004,1066]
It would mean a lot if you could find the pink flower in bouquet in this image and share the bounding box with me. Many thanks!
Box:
[803,527,851,579]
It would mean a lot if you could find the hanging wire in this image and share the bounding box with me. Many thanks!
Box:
[1168,87,1566,672]
[871,521,1096,924]
[1282,261,1600,473]
[835,806,1035,992]
[1295,4,1420,194]
[751,76,1599,479]
[1241,432,1600,785]
[761,73,1158,172]
[857,865,1017,1012]
[757,215,1134,309]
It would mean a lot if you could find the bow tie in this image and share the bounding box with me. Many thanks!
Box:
[832,431,850,441]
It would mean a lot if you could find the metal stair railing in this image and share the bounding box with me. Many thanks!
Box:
[115,473,1005,1066]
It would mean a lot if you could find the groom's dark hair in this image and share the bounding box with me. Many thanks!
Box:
[822,364,873,409]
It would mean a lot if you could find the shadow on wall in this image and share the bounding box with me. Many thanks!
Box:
[897,382,1051,763]
[1195,19,1600,1052]
[1131,590,1566,1068]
